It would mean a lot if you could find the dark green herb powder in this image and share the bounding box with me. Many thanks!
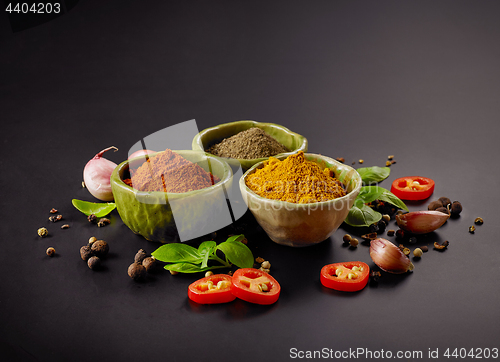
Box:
[207,128,289,159]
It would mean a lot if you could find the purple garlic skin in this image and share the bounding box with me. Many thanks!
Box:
[396,211,449,234]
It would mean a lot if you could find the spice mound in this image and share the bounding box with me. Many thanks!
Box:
[245,151,346,203]
[206,128,289,160]
[124,149,220,193]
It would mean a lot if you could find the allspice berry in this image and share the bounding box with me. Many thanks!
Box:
[91,240,109,258]
[87,256,101,270]
[142,257,157,273]
[134,249,147,264]
[438,197,451,208]
[428,200,443,211]
[436,206,450,216]
[80,245,93,261]
[128,262,146,280]
[450,201,462,217]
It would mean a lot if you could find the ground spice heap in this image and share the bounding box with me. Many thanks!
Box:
[206,128,289,159]
[124,149,220,193]
[245,151,346,204]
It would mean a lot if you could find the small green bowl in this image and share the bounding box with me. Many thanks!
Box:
[192,120,308,171]
[110,150,233,243]
[239,153,362,247]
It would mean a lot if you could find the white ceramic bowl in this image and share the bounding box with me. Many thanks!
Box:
[239,153,362,247]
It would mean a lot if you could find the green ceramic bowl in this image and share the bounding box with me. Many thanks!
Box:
[192,120,308,171]
[239,153,362,247]
[110,150,233,243]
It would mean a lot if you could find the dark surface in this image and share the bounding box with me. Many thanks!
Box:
[1,1,500,361]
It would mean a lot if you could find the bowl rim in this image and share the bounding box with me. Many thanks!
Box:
[239,152,362,208]
[192,120,308,163]
[111,150,233,199]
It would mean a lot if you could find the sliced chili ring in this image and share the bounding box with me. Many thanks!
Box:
[188,274,236,304]
[320,261,370,292]
[390,176,435,201]
[231,268,281,305]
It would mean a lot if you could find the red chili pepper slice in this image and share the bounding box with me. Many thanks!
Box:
[390,176,435,200]
[188,274,236,304]
[231,268,281,305]
[320,261,370,292]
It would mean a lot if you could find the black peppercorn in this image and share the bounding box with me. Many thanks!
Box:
[450,201,462,217]
[87,256,101,270]
[143,257,157,273]
[80,245,93,261]
[134,249,147,264]
[369,223,379,233]
[88,214,97,223]
[438,197,451,208]
[396,229,405,240]
[91,240,109,258]
[409,236,417,244]
[377,219,387,232]
[128,262,146,280]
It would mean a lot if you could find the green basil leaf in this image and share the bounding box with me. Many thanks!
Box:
[225,234,245,243]
[356,186,408,211]
[217,240,254,268]
[377,189,409,212]
[152,244,201,263]
[356,186,384,205]
[344,204,382,227]
[164,263,214,273]
[198,241,216,268]
[72,199,116,217]
[357,166,391,184]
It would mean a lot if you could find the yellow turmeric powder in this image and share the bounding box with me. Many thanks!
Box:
[245,151,346,203]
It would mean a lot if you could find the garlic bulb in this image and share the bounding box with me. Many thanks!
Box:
[370,238,414,274]
[396,210,449,234]
[83,146,118,201]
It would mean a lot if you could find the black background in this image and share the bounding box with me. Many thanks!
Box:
[1,1,500,361]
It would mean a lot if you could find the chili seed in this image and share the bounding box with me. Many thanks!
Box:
[358,159,364,164]
[434,240,449,250]
[88,214,97,223]
[61,224,70,229]
[50,208,58,214]
[205,271,214,277]
[336,157,345,163]
[46,247,56,257]
[386,161,392,167]
[402,247,410,256]
[387,229,395,237]
[37,227,49,237]
[261,261,271,269]
[388,155,394,160]
[97,218,110,227]
[255,257,265,264]
[469,225,475,234]
[474,217,483,225]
